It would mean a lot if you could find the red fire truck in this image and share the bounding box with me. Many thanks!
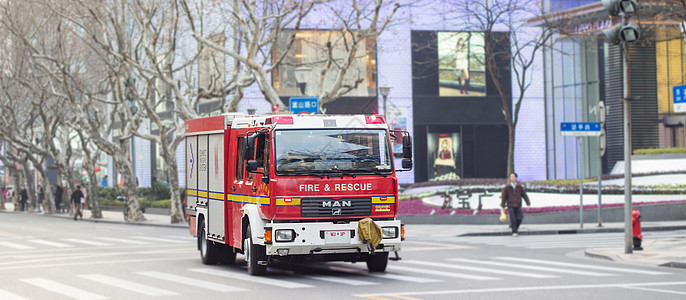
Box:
[185,113,412,275]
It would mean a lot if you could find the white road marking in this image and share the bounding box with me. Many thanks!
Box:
[0,288,28,300]
[131,236,189,244]
[62,239,111,247]
[402,260,557,279]
[305,275,378,286]
[0,241,34,250]
[95,237,151,245]
[353,281,686,297]
[20,278,107,300]
[27,240,74,248]
[78,274,178,296]
[136,271,246,292]
[621,286,686,296]
[448,258,614,277]
[388,265,499,281]
[493,257,671,275]
[369,273,442,283]
[191,268,314,289]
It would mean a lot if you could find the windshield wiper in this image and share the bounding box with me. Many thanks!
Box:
[352,168,391,177]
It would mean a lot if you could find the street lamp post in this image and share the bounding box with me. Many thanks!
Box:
[379,86,391,119]
[601,0,640,254]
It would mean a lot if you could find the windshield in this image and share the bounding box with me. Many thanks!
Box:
[274,129,392,174]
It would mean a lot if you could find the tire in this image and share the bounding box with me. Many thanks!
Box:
[243,225,267,275]
[199,221,221,265]
[366,252,389,272]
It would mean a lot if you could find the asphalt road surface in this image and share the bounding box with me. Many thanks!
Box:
[1,213,685,300]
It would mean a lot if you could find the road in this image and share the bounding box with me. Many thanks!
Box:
[1,213,685,300]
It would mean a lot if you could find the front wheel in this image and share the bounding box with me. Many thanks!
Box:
[243,225,266,275]
[366,252,389,272]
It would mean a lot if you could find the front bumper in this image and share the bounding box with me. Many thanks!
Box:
[264,220,402,256]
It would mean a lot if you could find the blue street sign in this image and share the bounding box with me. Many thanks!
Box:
[672,85,686,113]
[560,122,601,136]
[289,97,319,114]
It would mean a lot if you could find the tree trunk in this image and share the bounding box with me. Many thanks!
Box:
[114,151,145,221]
[79,135,103,218]
[166,151,185,223]
[21,161,37,211]
[507,124,516,177]
[38,169,55,214]
[11,166,21,211]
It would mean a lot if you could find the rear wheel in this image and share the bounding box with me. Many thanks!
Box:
[199,221,221,265]
[366,252,389,272]
[243,225,266,275]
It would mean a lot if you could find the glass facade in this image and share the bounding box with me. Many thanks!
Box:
[544,36,602,179]
[655,29,686,148]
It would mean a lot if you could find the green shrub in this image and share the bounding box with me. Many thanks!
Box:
[633,147,686,155]
[149,199,171,208]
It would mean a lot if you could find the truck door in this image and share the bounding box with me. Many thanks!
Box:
[207,134,226,241]
[229,133,247,248]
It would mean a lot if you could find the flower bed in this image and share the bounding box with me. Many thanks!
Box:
[398,198,686,215]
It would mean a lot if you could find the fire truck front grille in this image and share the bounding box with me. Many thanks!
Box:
[300,197,372,217]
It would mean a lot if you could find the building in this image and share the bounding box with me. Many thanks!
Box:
[538,0,686,180]
[112,1,547,186]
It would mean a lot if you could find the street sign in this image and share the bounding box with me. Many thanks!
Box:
[672,85,686,113]
[560,122,601,136]
[289,97,319,114]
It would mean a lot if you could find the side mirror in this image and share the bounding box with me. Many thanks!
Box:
[246,160,259,172]
[246,133,258,161]
[402,158,413,170]
[402,135,413,159]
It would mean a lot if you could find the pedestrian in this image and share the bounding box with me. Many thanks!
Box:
[101,175,108,187]
[37,185,44,212]
[70,185,84,220]
[500,173,531,237]
[19,185,28,211]
[54,184,63,212]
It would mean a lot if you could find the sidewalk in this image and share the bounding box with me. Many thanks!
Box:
[1,202,187,229]
[404,221,686,238]
[585,238,686,269]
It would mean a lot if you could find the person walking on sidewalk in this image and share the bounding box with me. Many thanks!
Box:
[501,173,530,237]
[54,184,63,213]
[70,185,84,220]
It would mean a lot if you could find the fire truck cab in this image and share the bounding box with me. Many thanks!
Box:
[185,113,412,275]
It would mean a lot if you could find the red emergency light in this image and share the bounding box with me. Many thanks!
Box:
[365,114,386,124]
[266,116,294,125]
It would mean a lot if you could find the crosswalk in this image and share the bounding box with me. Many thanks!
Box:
[455,231,686,249]
[0,255,673,299]
[0,235,194,251]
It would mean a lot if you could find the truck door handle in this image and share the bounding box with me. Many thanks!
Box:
[252,186,258,192]
[231,187,236,192]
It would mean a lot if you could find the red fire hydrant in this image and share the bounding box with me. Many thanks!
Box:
[632,208,643,250]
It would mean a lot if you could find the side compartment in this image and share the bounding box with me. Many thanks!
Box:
[208,134,226,241]
[186,135,198,235]
[198,135,210,233]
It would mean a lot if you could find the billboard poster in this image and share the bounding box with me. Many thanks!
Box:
[427,132,461,181]
[437,32,486,97]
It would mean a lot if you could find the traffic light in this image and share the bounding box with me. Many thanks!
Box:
[601,0,640,44]
[602,22,640,43]
[602,0,638,16]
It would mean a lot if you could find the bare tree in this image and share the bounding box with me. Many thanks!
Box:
[443,0,566,176]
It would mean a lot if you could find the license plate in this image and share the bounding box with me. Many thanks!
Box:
[324,230,351,244]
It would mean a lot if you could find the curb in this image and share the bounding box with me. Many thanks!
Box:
[44,214,188,229]
[0,210,188,229]
[584,249,616,261]
[457,225,686,237]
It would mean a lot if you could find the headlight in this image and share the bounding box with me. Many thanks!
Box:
[382,227,398,239]
[275,229,295,242]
